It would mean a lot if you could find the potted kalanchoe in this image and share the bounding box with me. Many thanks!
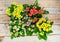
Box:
[6,0,53,40]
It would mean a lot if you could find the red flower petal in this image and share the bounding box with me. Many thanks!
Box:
[25,7,29,12]
[33,6,36,9]
[28,14,32,16]
[30,9,34,14]
[34,18,39,23]
[38,9,44,14]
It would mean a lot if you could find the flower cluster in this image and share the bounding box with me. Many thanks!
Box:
[6,2,23,19]
[25,6,44,17]
[6,0,53,40]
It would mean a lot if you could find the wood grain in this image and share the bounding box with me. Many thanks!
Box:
[2,35,60,42]
[0,0,60,7]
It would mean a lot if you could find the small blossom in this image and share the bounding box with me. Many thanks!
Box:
[32,25,35,28]
[26,22,30,26]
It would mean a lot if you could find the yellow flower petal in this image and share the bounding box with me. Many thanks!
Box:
[12,2,17,5]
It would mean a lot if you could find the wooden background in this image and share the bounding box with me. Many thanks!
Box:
[0,0,60,42]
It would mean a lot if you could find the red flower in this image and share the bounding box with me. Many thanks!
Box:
[33,6,36,10]
[33,9,38,15]
[34,18,39,23]
[28,13,32,16]
[38,9,44,14]
[30,9,34,14]
[25,7,29,12]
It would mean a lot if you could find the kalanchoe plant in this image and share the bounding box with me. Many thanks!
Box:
[6,0,53,40]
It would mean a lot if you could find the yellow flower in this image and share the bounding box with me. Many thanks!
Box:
[43,27,47,31]
[36,22,41,29]
[45,28,52,32]
[13,6,23,19]
[15,14,22,19]
[47,24,51,27]
[36,18,47,29]
[6,8,11,16]
[43,27,49,32]
[43,27,52,32]
[17,4,23,12]
[12,2,17,5]
[39,18,46,22]
[41,23,47,27]
[49,28,52,30]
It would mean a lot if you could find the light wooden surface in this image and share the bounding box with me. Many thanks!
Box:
[0,0,60,42]
[2,35,60,42]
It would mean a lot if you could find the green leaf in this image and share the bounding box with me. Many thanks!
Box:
[23,4,29,9]
[26,29,33,36]
[37,33,42,40]
[20,29,25,36]
[45,17,48,21]
[21,12,29,16]
[36,6,41,10]
[10,16,15,21]
[10,4,16,13]
[10,33,15,39]
[44,10,49,14]
[46,30,53,34]
[37,32,47,40]
[40,33,47,40]
[29,5,33,10]
[35,14,42,18]
[34,27,39,33]
[50,22,53,25]
[34,0,39,7]
[10,27,14,32]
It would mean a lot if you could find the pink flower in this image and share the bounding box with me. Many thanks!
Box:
[26,22,30,26]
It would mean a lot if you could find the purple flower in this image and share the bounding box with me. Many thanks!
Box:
[26,22,30,26]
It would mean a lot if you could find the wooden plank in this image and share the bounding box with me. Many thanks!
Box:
[0,14,60,25]
[0,0,60,7]
[2,35,60,42]
[43,14,60,20]
[38,0,60,7]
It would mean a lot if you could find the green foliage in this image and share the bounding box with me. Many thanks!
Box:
[10,27,14,32]
[35,14,42,18]
[21,12,29,16]
[10,16,15,21]
[9,4,16,13]
[37,33,42,40]
[6,0,53,40]
[34,0,39,7]
[10,33,15,39]
[46,30,53,34]
[23,4,29,9]
[34,27,39,33]
[44,10,49,14]
[36,6,41,10]
[26,29,33,36]
[50,22,53,25]
[29,5,33,10]
[31,14,42,19]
